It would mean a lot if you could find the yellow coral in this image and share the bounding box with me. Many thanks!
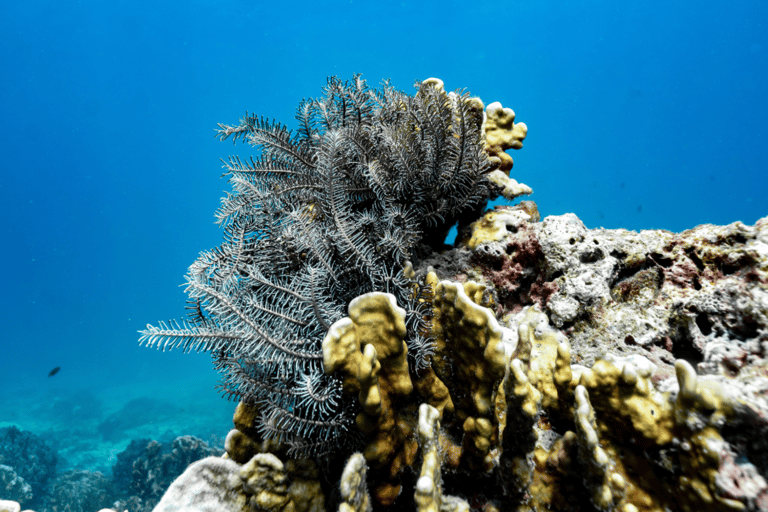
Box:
[674,359,738,427]
[322,292,417,506]
[432,281,506,416]
[540,353,753,512]
[484,101,527,172]
[577,355,675,448]
[461,208,532,250]
[431,280,507,470]
[672,360,748,512]
[412,365,455,417]
[515,306,569,410]
[240,453,294,512]
[414,404,470,512]
[322,293,411,400]
[573,385,627,511]
[499,358,542,494]
[225,402,285,464]
[339,453,372,512]
[414,404,443,512]
[487,170,533,201]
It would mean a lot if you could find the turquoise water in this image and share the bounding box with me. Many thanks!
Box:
[1,0,766,488]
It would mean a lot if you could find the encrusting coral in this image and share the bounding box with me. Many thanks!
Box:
[138,73,768,511]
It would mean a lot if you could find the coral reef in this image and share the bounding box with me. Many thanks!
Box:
[151,454,325,512]
[0,427,57,509]
[140,75,527,459]
[111,435,223,512]
[0,466,32,505]
[0,432,219,512]
[39,470,112,512]
[144,209,768,511]
[137,74,768,511]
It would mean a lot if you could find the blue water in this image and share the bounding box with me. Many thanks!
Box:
[1,0,766,477]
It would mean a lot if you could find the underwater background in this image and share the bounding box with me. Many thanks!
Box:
[1,0,766,490]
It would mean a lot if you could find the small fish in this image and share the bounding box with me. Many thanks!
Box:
[48,366,61,377]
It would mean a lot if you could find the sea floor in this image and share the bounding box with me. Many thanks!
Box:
[0,372,232,475]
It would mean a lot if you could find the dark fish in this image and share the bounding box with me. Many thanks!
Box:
[48,366,61,377]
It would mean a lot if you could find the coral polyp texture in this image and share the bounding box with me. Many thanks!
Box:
[138,74,768,512]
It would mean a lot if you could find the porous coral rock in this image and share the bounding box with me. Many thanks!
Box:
[449,207,768,382]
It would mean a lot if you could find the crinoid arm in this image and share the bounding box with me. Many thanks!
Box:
[142,75,509,458]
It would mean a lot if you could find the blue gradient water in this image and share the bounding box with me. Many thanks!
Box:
[1,0,766,472]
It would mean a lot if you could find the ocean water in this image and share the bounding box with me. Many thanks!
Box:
[1,0,766,492]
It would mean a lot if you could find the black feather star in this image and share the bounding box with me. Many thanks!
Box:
[140,75,499,457]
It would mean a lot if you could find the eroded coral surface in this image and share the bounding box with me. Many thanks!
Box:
[438,207,768,379]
